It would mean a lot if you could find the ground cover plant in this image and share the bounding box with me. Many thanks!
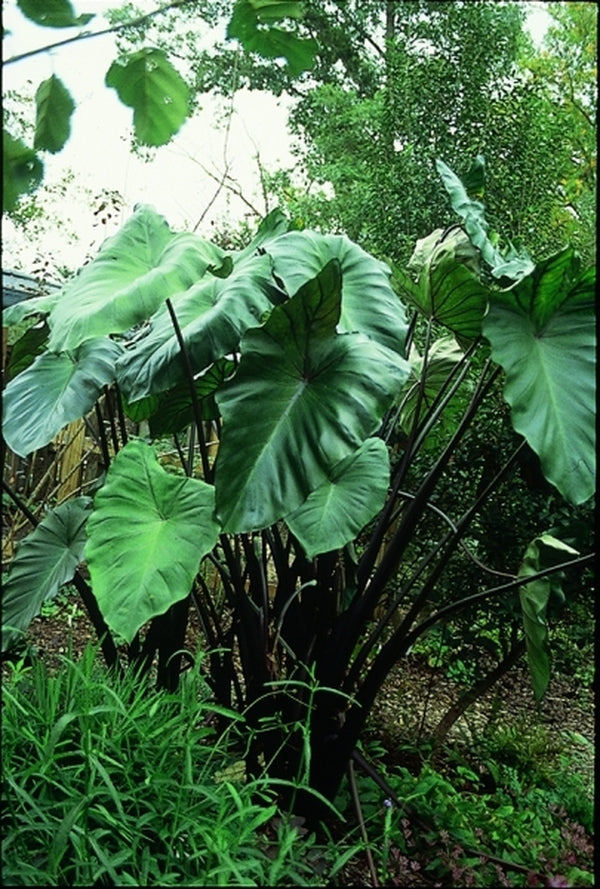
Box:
[2,146,595,824]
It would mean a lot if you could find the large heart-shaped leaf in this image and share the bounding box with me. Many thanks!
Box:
[394,229,488,342]
[85,440,220,643]
[116,255,284,401]
[47,205,227,352]
[518,534,579,702]
[215,260,409,532]
[267,230,408,357]
[484,249,595,504]
[3,337,122,457]
[286,438,390,559]
[2,498,92,652]
[34,75,75,153]
[105,48,190,146]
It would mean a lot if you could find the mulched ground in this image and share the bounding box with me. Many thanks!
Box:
[7,594,594,781]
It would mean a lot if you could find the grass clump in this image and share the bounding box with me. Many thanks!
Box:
[1,645,355,887]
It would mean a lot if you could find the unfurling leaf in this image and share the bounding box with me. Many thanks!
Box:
[518,534,579,702]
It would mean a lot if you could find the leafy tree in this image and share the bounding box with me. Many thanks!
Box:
[519,1,597,265]
[2,156,595,825]
[267,1,596,266]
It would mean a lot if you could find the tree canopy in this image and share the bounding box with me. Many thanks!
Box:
[3,2,596,272]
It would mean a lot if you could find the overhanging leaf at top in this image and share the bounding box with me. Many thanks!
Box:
[16,0,94,27]
[215,260,410,532]
[47,205,228,352]
[85,440,220,643]
[2,337,123,457]
[267,230,408,356]
[1,498,92,653]
[250,0,305,21]
[3,130,44,213]
[34,75,75,153]
[483,250,595,504]
[286,438,391,560]
[105,48,190,146]
[227,0,317,76]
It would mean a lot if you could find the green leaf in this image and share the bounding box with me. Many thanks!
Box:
[286,438,390,559]
[148,359,235,437]
[250,0,305,21]
[33,75,75,153]
[4,319,49,382]
[267,230,408,357]
[105,48,190,146]
[116,253,284,401]
[2,498,92,652]
[399,336,466,438]
[85,440,220,642]
[2,290,60,326]
[47,205,226,352]
[214,260,409,532]
[484,249,595,504]
[460,154,486,199]
[396,227,488,341]
[227,0,317,76]
[2,337,123,457]
[518,534,579,702]
[3,130,44,213]
[436,158,534,281]
[16,0,94,27]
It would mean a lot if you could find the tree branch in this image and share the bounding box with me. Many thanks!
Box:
[4,0,197,66]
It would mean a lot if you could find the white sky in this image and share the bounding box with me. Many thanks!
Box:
[2,0,552,275]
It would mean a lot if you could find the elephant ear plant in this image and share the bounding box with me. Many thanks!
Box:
[2,159,595,823]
